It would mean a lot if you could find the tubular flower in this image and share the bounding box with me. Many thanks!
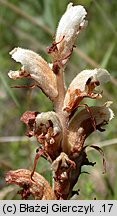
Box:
[63,68,110,113]
[8,47,58,99]
[55,3,87,64]
[34,112,63,160]
[21,111,63,160]
[68,101,114,154]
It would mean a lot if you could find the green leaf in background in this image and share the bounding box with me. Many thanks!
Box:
[100,40,116,68]
[0,72,20,108]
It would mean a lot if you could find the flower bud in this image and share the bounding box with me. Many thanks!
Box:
[55,3,87,64]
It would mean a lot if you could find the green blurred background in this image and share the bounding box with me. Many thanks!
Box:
[0,0,117,199]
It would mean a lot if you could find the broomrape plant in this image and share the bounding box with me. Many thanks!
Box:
[6,3,114,200]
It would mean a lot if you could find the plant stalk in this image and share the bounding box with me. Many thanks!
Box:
[54,68,69,153]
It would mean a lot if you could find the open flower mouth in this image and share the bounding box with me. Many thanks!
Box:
[86,82,103,99]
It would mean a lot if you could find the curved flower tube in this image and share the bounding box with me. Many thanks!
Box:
[63,68,110,113]
[8,47,58,100]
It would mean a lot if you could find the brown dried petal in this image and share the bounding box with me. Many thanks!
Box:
[20,111,38,125]
[5,169,55,200]
[20,111,38,137]
[63,68,110,113]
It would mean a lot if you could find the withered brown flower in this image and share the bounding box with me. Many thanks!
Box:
[6,169,56,200]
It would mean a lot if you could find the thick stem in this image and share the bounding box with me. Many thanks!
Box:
[54,69,65,112]
[54,68,69,153]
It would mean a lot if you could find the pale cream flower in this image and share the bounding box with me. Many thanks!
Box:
[63,68,110,113]
[35,111,62,136]
[70,101,114,127]
[35,111,63,160]
[8,47,58,99]
[68,101,114,153]
[55,3,87,63]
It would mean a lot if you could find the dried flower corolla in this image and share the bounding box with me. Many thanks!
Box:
[21,111,63,160]
[5,169,55,200]
[34,112,63,160]
[52,152,75,172]
[35,111,62,136]
[68,101,114,154]
[63,68,110,113]
[55,3,87,64]
[8,47,58,99]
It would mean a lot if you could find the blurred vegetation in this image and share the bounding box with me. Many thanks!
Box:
[0,0,117,200]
